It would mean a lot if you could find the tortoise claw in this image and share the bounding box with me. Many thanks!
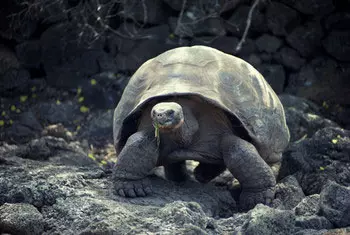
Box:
[114,178,153,198]
[239,187,275,211]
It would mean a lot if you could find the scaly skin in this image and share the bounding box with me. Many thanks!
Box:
[221,134,276,210]
[113,130,158,197]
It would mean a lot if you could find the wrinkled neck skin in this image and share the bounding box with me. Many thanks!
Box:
[159,105,199,146]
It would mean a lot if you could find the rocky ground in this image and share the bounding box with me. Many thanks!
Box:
[0,93,349,235]
[0,0,350,234]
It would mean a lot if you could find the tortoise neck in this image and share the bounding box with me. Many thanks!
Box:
[160,105,199,146]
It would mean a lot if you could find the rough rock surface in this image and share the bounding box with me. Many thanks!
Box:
[323,31,350,62]
[274,47,306,71]
[255,34,283,53]
[0,139,237,234]
[274,175,305,210]
[118,0,167,24]
[0,203,44,235]
[295,215,333,230]
[279,95,339,142]
[226,5,268,36]
[286,57,350,106]
[320,181,350,227]
[286,21,324,57]
[294,194,321,216]
[239,204,296,235]
[279,127,350,195]
[266,2,300,36]
[280,0,335,16]
[15,40,42,69]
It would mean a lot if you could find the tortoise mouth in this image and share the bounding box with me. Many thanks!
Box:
[157,118,184,131]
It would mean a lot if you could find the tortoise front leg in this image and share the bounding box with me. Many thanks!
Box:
[113,131,158,197]
[221,134,276,211]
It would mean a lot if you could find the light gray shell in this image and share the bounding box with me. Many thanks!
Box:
[113,46,290,159]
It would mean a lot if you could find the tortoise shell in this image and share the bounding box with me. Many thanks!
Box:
[113,46,290,159]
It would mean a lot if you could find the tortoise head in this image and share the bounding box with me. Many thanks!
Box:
[151,102,184,132]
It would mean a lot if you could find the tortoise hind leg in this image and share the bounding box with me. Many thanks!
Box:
[194,163,226,183]
[164,161,188,182]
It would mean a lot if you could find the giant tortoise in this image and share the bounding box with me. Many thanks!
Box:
[112,45,290,210]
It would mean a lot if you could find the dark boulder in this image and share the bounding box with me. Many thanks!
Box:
[32,101,82,127]
[0,203,44,235]
[115,24,173,71]
[294,194,321,216]
[286,21,324,58]
[118,0,167,24]
[279,127,350,195]
[274,47,306,71]
[162,0,240,13]
[225,5,268,37]
[325,12,350,31]
[266,2,300,36]
[240,204,296,235]
[274,175,305,210]
[295,216,333,230]
[2,111,43,144]
[285,57,350,105]
[279,94,339,142]
[78,109,114,146]
[279,0,335,16]
[323,31,350,62]
[320,181,350,227]
[15,40,42,69]
[255,34,283,53]
[169,16,226,38]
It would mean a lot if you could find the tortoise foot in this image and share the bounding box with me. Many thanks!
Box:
[239,187,275,211]
[114,178,153,198]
